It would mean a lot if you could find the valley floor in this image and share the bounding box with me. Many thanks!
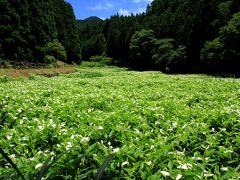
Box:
[0,67,239,179]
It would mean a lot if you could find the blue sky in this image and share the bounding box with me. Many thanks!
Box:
[65,0,153,20]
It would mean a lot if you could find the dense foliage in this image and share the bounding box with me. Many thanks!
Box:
[2,0,239,74]
[0,67,240,178]
[0,0,81,64]
[201,12,240,74]
[77,17,105,61]
[79,0,240,75]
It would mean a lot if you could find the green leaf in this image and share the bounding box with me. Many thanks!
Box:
[95,154,115,180]
[0,148,25,180]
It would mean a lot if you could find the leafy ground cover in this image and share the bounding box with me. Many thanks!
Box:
[0,67,239,179]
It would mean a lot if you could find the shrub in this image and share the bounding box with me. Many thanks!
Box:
[0,75,9,83]
[89,55,112,66]
[44,55,56,64]
[43,40,67,63]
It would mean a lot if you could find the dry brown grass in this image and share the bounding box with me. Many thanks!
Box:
[0,66,77,78]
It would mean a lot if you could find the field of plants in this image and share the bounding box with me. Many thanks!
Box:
[0,67,240,179]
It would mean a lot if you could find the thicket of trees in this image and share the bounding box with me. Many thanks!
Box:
[0,0,81,64]
[79,0,240,75]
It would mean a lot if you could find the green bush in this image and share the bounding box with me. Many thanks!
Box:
[43,40,67,63]
[44,55,56,64]
[80,61,104,67]
[0,75,9,83]
[89,55,112,66]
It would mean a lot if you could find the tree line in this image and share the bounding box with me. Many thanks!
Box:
[1,0,239,75]
[79,0,240,75]
[0,0,81,64]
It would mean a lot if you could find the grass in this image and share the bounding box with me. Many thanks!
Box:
[80,61,113,68]
[0,66,77,78]
[0,66,239,179]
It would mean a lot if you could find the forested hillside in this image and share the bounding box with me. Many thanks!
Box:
[77,17,105,61]
[1,0,239,75]
[80,0,240,75]
[0,0,81,64]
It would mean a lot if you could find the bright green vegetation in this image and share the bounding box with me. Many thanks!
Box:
[0,67,240,179]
